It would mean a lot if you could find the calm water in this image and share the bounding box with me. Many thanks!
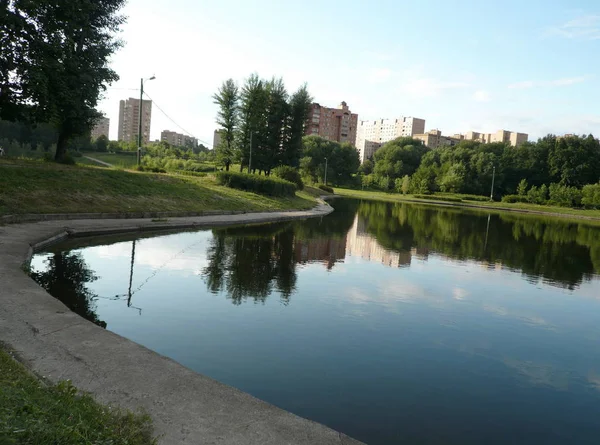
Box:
[30,199,600,445]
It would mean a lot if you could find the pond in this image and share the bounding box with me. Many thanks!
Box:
[30,199,600,445]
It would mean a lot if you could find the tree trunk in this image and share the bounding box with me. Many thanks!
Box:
[54,130,69,162]
[225,162,230,172]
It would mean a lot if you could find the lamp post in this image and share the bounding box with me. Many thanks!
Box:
[324,157,328,185]
[138,75,155,166]
[490,165,496,201]
[249,131,254,174]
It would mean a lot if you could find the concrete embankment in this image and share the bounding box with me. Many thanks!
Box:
[0,201,364,445]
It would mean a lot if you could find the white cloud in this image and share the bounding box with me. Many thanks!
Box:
[473,90,491,102]
[452,288,469,300]
[548,14,600,40]
[507,76,588,89]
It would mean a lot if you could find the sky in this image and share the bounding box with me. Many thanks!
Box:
[98,0,600,147]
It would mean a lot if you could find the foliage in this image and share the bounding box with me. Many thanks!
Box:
[273,166,304,190]
[1,1,126,162]
[517,179,528,196]
[401,175,411,195]
[213,79,239,171]
[373,137,428,182]
[301,136,360,185]
[527,184,549,205]
[0,348,155,444]
[582,183,600,209]
[94,135,109,152]
[502,194,530,203]
[359,159,374,175]
[215,171,297,197]
[318,184,334,194]
[548,183,583,207]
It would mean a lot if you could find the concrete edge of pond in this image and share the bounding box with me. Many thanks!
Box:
[0,200,366,445]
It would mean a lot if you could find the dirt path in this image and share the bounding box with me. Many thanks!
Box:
[83,156,113,167]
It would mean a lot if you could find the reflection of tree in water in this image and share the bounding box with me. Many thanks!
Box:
[203,201,360,304]
[30,251,107,328]
[357,200,600,289]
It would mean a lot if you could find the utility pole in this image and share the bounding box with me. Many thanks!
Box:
[490,165,496,201]
[324,157,328,185]
[137,76,155,166]
[249,131,253,174]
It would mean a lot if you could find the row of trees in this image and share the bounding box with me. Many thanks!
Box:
[361,135,600,203]
[213,74,312,173]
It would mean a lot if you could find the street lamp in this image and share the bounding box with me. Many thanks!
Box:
[490,165,496,201]
[324,157,328,185]
[138,75,156,166]
[249,131,257,174]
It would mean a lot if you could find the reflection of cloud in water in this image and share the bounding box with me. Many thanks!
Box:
[587,372,600,392]
[452,287,469,300]
[482,304,553,330]
[92,237,209,275]
[503,358,570,390]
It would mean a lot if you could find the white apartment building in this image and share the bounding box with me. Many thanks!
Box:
[355,117,425,162]
[91,116,110,140]
[161,130,198,148]
[118,98,152,144]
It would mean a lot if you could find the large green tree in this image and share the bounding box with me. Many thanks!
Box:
[213,79,239,171]
[1,0,126,161]
[283,84,312,168]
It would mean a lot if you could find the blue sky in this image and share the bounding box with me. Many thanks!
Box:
[99,0,600,146]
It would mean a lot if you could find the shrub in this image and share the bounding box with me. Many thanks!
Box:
[458,194,489,202]
[273,166,304,190]
[318,184,334,194]
[517,179,528,196]
[548,183,582,207]
[414,194,462,202]
[582,183,600,209]
[216,171,296,197]
[527,184,548,205]
[502,194,529,203]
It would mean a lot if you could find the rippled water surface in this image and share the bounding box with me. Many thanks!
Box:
[31,199,600,445]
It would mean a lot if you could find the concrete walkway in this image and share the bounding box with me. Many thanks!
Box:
[83,155,113,167]
[0,202,364,445]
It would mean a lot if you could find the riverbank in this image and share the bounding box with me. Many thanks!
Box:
[0,347,155,444]
[0,159,316,217]
[334,188,600,222]
[0,202,365,445]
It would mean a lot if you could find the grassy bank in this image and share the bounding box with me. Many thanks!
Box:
[0,159,316,216]
[334,188,600,221]
[0,347,155,444]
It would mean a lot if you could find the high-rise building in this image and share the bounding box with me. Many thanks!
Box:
[213,129,223,150]
[462,129,528,146]
[91,116,110,140]
[355,117,426,162]
[413,129,461,149]
[161,130,198,148]
[305,101,358,144]
[118,98,152,144]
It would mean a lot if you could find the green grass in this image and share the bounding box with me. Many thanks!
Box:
[334,188,600,221]
[80,152,138,168]
[0,347,156,444]
[0,159,316,216]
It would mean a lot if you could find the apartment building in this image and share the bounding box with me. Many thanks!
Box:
[213,129,223,150]
[305,101,358,144]
[161,130,198,148]
[91,116,110,140]
[463,129,528,146]
[118,98,152,144]
[355,117,426,162]
[413,129,460,149]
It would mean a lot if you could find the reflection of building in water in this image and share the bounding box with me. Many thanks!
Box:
[411,246,431,260]
[346,215,411,267]
[294,237,347,270]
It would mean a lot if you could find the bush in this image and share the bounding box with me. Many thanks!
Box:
[582,183,600,209]
[548,183,582,207]
[318,184,334,194]
[216,171,296,197]
[458,194,489,202]
[414,194,462,202]
[502,194,529,203]
[527,184,548,205]
[273,166,304,190]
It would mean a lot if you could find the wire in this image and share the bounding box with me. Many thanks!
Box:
[142,91,213,148]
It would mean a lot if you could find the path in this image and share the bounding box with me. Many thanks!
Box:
[0,202,364,445]
[83,156,113,167]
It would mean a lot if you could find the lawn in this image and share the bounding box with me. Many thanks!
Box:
[0,159,316,216]
[335,188,600,221]
[0,347,155,444]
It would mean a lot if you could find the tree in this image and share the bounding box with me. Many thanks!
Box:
[2,1,126,162]
[95,134,109,152]
[263,78,289,174]
[359,159,374,175]
[373,137,429,182]
[238,74,268,172]
[283,84,312,168]
[301,136,360,184]
[517,179,528,196]
[213,79,239,171]
[401,175,411,195]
